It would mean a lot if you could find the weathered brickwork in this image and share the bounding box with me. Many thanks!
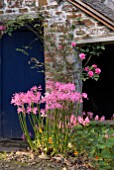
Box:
[0,0,114,82]
[0,0,113,40]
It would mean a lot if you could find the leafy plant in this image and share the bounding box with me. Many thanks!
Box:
[11,81,88,153]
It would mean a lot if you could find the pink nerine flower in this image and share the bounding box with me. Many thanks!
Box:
[92,64,97,68]
[88,71,94,78]
[77,116,84,124]
[87,112,93,119]
[41,109,47,117]
[17,107,25,114]
[79,53,86,60]
[83,111,86,115]
[70,114,77,126]
[71,42,76,47]
[100,116,105,122]
[95,68,101,74]
[32,107,38,114]
[112,114,114,119]
[30,86,37,91]
[95,115,99,121]
[84,116,90,124]
[82,93,88,99]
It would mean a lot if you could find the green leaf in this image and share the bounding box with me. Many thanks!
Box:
[97,144,105,149]
[101,46,105,50]
[69,34,74,40]
[94,77,98,81]
[100,150,111,159]
[71,24,75,30]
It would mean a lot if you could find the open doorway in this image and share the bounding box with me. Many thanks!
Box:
[83,44,114,119]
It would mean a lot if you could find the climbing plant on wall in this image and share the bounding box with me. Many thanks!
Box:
[0,11,105,86]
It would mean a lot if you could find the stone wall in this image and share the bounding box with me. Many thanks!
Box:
[0,0,114,42]
[43,0,114,44]
[41,0,114,85]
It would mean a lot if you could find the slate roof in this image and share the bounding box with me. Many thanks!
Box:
[68,0,114,30]
[81,0,114,22]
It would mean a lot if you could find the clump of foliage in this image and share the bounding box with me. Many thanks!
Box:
[74,120,114,170]
[11,80,87,152]
[11,83,114,170]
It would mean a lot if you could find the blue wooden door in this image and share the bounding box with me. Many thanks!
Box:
[0,30,44,138]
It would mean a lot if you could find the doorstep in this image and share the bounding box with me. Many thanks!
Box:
[0,139,28,153]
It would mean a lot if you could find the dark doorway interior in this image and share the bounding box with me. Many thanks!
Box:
[83,44,114,119]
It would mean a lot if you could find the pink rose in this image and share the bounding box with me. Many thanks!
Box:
[58,45,63,50]
[84,66,89,71]
[0,25,6,31]
[92,64,97,68]
[95,68,101,74]
[71,42,76,47]
[79,53,86,60]
[88,71,94,78]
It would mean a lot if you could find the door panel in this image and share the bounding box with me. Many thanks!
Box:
[0,30,44,138]
[0,40,2,137]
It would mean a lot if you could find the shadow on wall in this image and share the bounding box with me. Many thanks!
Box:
[83,44,114,119]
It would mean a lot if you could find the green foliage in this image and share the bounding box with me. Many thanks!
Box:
[80,43,105,67]
[1,14,44,41]
[73,122,114,170]
[0,13,105,85]
[80,44,105,57]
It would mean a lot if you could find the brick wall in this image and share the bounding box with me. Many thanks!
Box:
[0,0,114,84]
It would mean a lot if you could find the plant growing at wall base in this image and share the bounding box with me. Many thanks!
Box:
[11,80,88,153]
[11,85,114,169]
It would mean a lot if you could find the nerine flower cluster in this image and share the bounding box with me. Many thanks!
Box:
[11,80,106,129]
[11,81,86,115]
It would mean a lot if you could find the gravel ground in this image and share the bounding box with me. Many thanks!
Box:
[0,158,94,170]
[0,140,95,170]
[0,153,95,170]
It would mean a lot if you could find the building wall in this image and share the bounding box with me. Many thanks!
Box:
[0,0,114,84]
[0,0,114,41]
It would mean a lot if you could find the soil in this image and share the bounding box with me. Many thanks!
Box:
[0,139,95,170]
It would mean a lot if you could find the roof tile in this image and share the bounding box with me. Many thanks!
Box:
[82,0,114,22]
